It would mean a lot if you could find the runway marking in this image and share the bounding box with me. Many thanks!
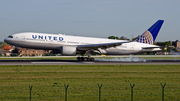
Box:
[83,62,94,63]
[31,62,76,64]
[31,62,94,64]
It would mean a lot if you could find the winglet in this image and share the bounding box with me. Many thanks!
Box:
[136,20,164,44]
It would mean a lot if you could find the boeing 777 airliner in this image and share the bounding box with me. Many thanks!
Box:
[4,20,164,61]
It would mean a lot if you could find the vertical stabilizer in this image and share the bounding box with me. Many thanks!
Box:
[136,20,164,44]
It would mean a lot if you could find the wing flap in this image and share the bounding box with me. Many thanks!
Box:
[77,41,129,50]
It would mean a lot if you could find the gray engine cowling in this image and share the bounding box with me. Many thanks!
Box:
[61,46,77,56]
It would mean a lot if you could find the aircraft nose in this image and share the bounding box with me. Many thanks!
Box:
[4,38,10,43]
[4,38,8,42]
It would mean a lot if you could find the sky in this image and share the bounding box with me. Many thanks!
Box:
[0,0,180,42]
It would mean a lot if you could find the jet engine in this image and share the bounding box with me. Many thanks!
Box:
[61,46,77,56]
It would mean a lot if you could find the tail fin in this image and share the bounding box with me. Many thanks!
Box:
[136,20,164,44]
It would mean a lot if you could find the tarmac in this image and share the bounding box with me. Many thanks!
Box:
[0,59,180,65]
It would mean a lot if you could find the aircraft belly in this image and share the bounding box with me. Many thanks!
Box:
[8,40,61,50]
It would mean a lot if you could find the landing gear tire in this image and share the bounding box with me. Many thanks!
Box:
[77,57,95,61]
[77,57,81,61]
[84,57,88,61]
[80,57,84,61]
[90,58,95,61]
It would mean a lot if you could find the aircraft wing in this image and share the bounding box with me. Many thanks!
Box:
[77,41,129,50]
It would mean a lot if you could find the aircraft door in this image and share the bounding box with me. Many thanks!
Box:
[21,35,26,41]
[130,44,135,51]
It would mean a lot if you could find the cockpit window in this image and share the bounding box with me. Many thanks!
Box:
[8,36,13,38]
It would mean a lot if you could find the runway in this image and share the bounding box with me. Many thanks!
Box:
[0,59,180,65]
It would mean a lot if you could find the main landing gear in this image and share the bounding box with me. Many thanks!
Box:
[77,57,95,61]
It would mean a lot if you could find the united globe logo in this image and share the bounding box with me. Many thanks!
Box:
[136,30,153,44]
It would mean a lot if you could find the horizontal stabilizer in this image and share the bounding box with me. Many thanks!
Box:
[142,46,161,49]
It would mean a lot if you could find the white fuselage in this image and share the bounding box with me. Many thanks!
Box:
[4,32,161,55]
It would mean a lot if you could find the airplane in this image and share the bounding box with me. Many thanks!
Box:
[4,20,164,61]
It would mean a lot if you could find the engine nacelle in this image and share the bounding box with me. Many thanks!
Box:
[61,46,77,56]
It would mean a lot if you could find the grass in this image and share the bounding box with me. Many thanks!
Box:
[0,65,180,101]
